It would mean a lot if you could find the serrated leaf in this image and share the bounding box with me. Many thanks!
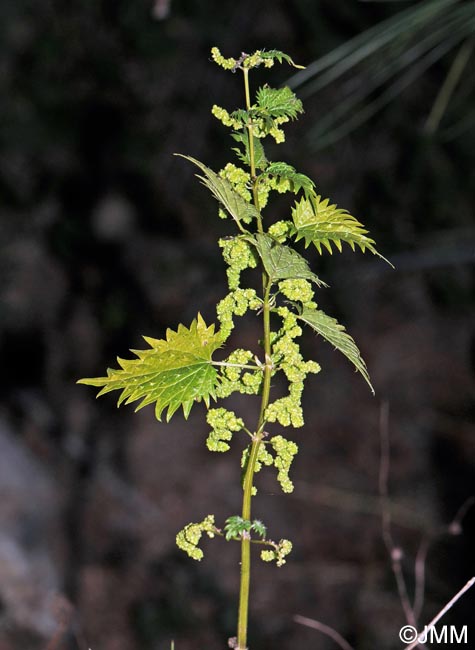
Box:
[224,516,252,541]
[176,155,258,225]
[263,161,315,196]
[260,49,305,69]
[298,306,374,393]
[232,131,268,170]
[229,108,249,125]
[291,195,390,263]
[255,86,303,121]
[249,234,326,286]
[78,314,223,421]
[251,519,267,539]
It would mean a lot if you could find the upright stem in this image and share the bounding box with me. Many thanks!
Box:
[243,67,264,235]
[237,70,273,645]
[237,280,272,650]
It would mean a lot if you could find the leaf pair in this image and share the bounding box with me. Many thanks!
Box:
[246,233,373,392]
[224,516,267,541]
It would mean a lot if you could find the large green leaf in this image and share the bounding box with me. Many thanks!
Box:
[291,195,387,260]
[298,306,374,393]
[250,234,326,286]
[78,314,223,421]
[176,155,258,226]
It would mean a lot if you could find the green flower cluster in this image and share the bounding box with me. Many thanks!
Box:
[249,115,290,144]
[268,220,291,243]
[241,435,297,493]
[269,435,298,493]
[260,539,293,567]
[176,515,217,561]
[242,50,274,69]
[266,307,320,428]
[218,163,272,211]
[268,117,290,144]
[219,163,251,200]
[269,177,292,194]
[241,442,274,475]
[211,47,278,72]
[206,408,244,452]
[212,105,242,130]
[216,348,262,399]
[278,278,315,306]
[211,47,236,71]
[216,288,261,339]
[219,236,257,290]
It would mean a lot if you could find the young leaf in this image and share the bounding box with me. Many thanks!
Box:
[232,132,268,170]
[260,49,305,69]
[297,306,374,393]
[176,155,258,226]
[224,516,252,541]
[291,195,386,259]
[250,233,327,287]
[251,519,267,539]
[78,314,223,421]
[255,86,303,121]
[262,161,315,196]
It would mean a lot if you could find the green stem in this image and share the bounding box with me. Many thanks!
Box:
[243,67,264,235]
[237,279,272,650]
[236,66,274,650]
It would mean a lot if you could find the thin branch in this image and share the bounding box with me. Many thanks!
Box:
[449,495,475,535]
[413,536,430,622]
[404,577,475,650]
[294,615,355,650]
[413,494,475,620]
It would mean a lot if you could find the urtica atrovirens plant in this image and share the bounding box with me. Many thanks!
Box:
[79,47,388,650]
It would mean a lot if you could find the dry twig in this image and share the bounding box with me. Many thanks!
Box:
[294,615,355,650]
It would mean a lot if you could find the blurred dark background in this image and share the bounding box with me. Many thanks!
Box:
[0,1,474,649]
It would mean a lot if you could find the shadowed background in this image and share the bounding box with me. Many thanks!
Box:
[1,1,474,648]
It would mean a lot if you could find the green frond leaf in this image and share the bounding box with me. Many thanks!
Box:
[78,314,223,421]
[176,154,258,226]
[248,234,327,287]
[298,306,374,393]
[256,86,303,121]
[291,195,390,262]
[263,161,315,196]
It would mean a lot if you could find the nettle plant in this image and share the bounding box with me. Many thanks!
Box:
[79,47,388,649]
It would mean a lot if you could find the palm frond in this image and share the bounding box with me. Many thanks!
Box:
[286,0,475,146]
